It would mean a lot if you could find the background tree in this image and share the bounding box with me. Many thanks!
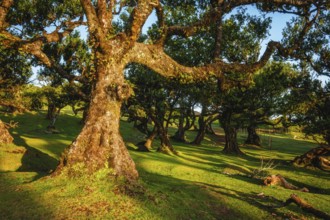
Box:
[0,47,32,112]
[1,0,329,181]
[0,46,32,144]
[242,62,297,146]
[126,64,179,153]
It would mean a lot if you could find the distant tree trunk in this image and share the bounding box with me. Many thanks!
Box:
[191,115,206,145]
[0,120,13,144]
[46,103,57,120]
[54,59,138,182]
[157,126,176,154]
[137,126,157,152]
[245,125,261,146]
[221,112,243,155]
[172,110,186,142]
[206,119,216,135]
[223,126,243,154]
[133,117,150,135]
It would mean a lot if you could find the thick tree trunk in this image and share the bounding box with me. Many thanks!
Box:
[223,126,243,154]
[55,61,138,181]
[245,125,261,146]
[220,111,243,155]
[0,119,13,144]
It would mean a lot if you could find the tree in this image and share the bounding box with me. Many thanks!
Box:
[1,1,329,181]
[287,74,330,145]
[242,62,297,146]
[126,64,179,153]
[0,46,32,144]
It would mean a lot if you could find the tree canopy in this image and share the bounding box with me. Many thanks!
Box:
[1,0,329,181]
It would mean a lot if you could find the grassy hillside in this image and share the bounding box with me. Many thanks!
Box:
[0,109,329,219]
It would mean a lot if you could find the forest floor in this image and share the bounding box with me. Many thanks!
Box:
[0,109,329,220]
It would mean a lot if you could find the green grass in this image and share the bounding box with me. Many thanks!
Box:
[0,109,329,219]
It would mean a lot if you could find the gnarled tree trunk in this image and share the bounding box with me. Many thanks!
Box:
[55,60,138,181]
[245,125,261,146]
[0,119,13,144]
[157,126,176,154]
[292,146,330,171]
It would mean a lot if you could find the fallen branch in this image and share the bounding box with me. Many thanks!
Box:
[264,174,309,192]
[275,194,330,219]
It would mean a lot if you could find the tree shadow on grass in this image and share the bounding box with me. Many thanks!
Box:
[0,172,56,220]
[135,167,302,219]
[194,181,308,219]
[135,170,245,219]
[12,133,58,181]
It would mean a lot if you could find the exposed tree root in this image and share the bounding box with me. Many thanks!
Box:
[264,174,309,192]
[293,146,330,171]
[136,141,151,152]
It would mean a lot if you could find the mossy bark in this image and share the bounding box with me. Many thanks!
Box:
[0,119,13,144]
[55,58,138,181]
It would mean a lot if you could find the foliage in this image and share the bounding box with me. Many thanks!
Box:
[0,47,32,112]
[287,77,330,145]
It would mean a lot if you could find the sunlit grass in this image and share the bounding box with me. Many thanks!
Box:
[0,109,329,219]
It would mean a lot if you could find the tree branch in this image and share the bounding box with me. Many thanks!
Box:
[126,0,156,43]
[97,0,113,32]
[0,0,14,29]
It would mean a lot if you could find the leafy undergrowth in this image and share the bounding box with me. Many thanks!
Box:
[0,110,329,219]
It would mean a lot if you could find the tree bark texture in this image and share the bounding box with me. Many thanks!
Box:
[245,125,261,146]
[55,59,138,181]
[0,119,13,145]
